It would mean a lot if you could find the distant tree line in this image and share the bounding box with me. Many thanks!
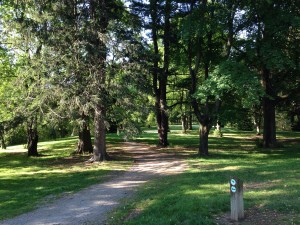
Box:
[0,0,299,158]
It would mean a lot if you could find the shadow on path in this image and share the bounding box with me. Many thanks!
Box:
[0,142,188,225]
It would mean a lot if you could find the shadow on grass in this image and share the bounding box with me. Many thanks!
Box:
[1,129,299,223]
[109,145,300,225]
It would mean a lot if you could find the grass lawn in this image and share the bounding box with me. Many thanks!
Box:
[108,127,300,225]
[0,135,132,220]
[0,128,299,224]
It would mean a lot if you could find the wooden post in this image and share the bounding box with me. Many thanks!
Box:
[230,177,244,221]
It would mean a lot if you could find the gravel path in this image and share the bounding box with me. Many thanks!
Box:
[0,142,187,225]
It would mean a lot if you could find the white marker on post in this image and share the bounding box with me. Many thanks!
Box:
[230,177,244,221]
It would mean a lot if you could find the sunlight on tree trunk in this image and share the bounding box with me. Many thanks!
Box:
[0,130,6,150]
[92,106,110,161]
[199,123,209,156]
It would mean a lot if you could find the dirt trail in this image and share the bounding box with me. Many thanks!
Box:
[0,142,188,225]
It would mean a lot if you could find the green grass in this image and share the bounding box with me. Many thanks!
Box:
[0,135,132,220]
[108,128,300,225]
[1,128,299,224]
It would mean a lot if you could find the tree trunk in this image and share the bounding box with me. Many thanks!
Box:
[156,89,162,144]
[225,0,235,58]
[150,0,163,146]
[0,129,6,149]
[263,98,276,147]
[150,0,169,147]
[71,127,76,136]
[27,117,38,157]
[187,1,212,156]
[158,0,171,147]
[190,66,212,156]
[27,129,38,157]
[93,106,110,161]
[255,124,261,136]
[159,83,168,146]
[181,114,188,133]
[254,107,262,135]
[188,107,193,130]
[262,68,277,147]
[89,0,110,161]
[216,121,221,131]
[77,114,93,154]
[199,122,210,156]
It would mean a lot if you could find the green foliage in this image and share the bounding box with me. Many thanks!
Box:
[0,47,16,123]
[276,111,292,131]
[38,120,72,141]
[146,112,156,127]
[236,117,253,131]
[0,0,150,152]
[213,129,223,137]
[5,124,27,146]
[0,0,298,154]
[195,60,263,108]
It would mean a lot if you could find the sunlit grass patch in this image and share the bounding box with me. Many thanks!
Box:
[108,129,300,225]
[0,136,132,220]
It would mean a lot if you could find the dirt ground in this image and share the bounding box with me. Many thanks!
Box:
[0,142,188,225]
[215,207,299,225]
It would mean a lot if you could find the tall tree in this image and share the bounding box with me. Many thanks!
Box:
[133,0,172,146]
[238,0,300,147]
[1,0,52,156]
[181,0,226,156]
[0,46,15,150]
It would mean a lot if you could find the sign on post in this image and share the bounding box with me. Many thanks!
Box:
[230,177,244,221]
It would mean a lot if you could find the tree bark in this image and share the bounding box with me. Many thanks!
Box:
[254,106,262,135]
[190,69,211,156]
[150,0,169,147]
[93,106,110,161]
[263,98,276,147]
[150,0,162,145]
[187,0,214,156]
[88,0,110,162]
[159,0,171,147]
[257,3,278,148]
[262,68,277,147]
[0,129,6,149]
[181,114,188,133]
[27,117,38,157]
[77,114,93,154]
[199,122,210,156]
[188,106,193,130]
[159,80,168,146]
[225,0,235,58]
[216,121,221,131]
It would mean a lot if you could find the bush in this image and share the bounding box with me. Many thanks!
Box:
[255,138,263,148]
[5,125,27,145]
[146,112,156,127]
[237,117,253,131]
[213,129,223,137]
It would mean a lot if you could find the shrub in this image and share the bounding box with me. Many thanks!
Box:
[213,129,223,137]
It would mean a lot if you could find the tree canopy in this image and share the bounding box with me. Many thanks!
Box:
[0,0,299,157]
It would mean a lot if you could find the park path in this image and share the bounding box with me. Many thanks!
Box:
[0,142,188,225]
